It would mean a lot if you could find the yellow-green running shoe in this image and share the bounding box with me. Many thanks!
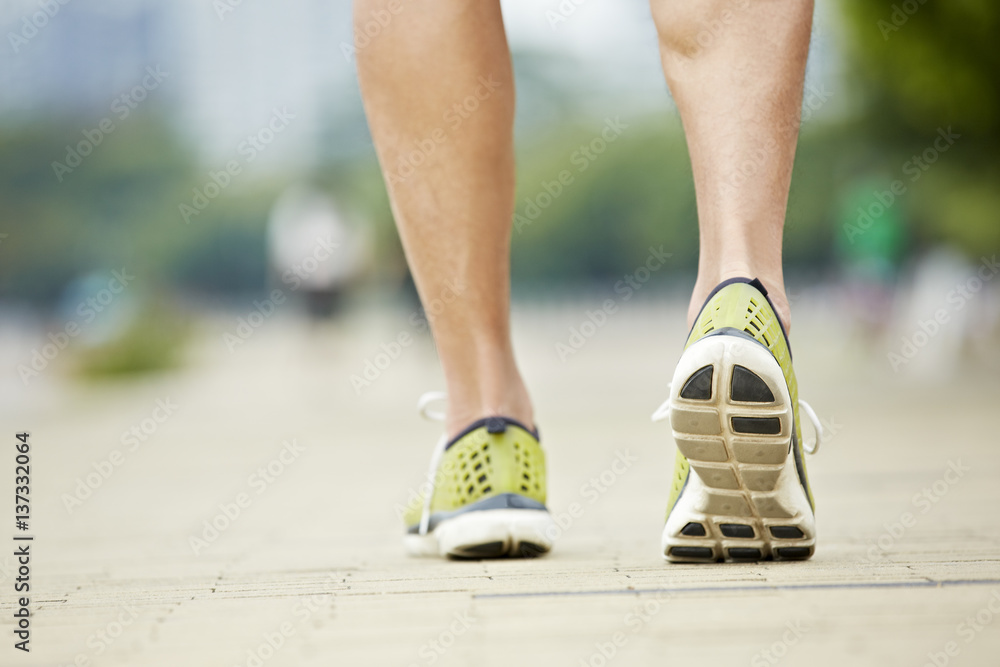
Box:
[652,278,825,562]
[402,392,555,558]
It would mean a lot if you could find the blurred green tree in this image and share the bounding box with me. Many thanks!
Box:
[838,0,1000,256]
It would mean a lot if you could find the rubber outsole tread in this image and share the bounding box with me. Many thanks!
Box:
[448,539,551,560]
[729,547,762,560]
[680,365,714,400]
[720,523,755,538]
[770,526,805,539]
[449,541,507,559]
[681,522,707,536]
[664,335,815,564]
[669,546,715,560]
[776,546,812,560]
[731,416,782,435]
[731,365,775,403]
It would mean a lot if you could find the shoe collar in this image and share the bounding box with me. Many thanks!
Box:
[446,416,539,450]
[688,276,792,352]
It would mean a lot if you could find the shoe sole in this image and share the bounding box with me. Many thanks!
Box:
[404,509,555,559]
[663,333,815,563]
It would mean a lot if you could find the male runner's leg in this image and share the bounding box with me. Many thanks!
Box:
[356,0,554,558]
[649,0,822,562]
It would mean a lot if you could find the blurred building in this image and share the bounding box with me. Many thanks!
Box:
[0,0,361,171]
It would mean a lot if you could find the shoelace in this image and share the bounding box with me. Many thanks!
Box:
[651,383,825,455]
[416,391,448,535]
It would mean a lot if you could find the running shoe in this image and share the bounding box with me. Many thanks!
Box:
[402,392,556,558]
[652,278,825,562]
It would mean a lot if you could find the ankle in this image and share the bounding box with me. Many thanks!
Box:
[442,364,534,439]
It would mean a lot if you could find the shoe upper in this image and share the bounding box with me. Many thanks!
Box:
[403,417,548,531]
[666,278,815,518]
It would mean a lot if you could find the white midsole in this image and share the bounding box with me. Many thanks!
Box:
[405,509,556,558]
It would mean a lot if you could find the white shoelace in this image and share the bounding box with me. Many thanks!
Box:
[416,391,448,535]
[651,382,825,455]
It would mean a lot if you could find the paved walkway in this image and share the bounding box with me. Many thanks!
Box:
[2,299,999,666]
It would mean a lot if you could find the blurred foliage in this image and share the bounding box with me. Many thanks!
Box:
[1,115,188,300]
[838,0,1000,257]
[2,2,999,309]
[510,116,889,289]
[0,112,407,303]
[0,113,284,302]
[71,296,191,379]
[512,117,697,287]
[839,0,999,143]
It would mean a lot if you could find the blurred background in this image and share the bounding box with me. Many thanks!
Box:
[3,4,1000,664]
[1,0,999,397]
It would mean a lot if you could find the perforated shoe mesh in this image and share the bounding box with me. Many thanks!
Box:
[450,434,496,502]
[403,423,547,529]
